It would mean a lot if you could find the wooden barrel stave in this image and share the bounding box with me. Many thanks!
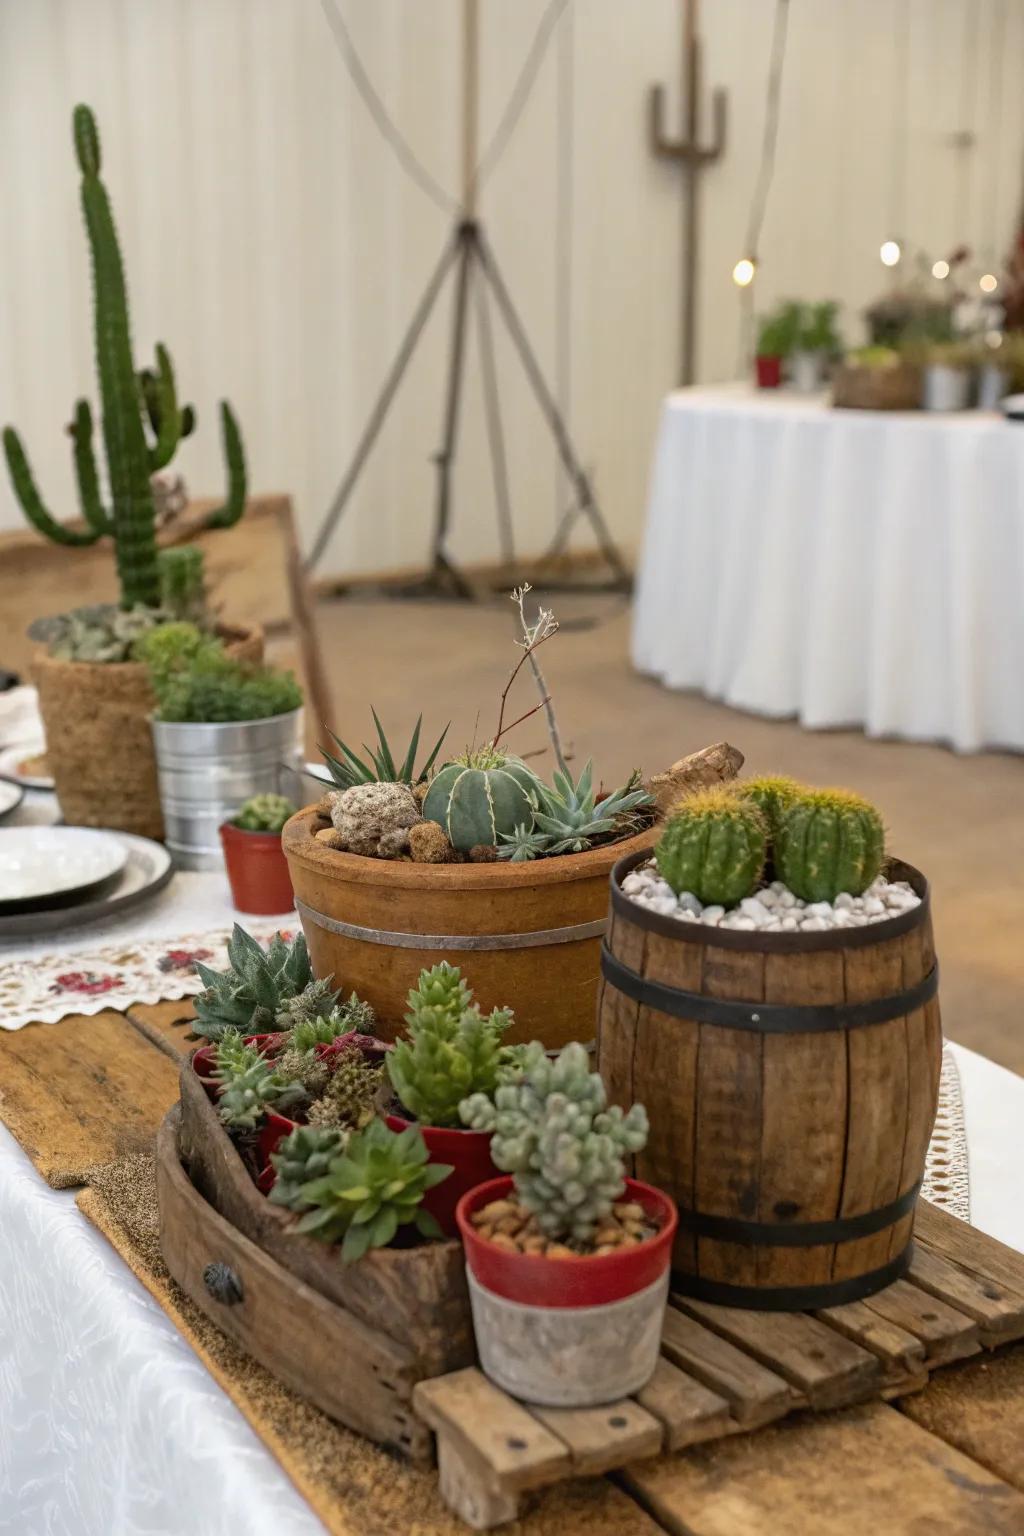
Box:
[597,854,942,1310]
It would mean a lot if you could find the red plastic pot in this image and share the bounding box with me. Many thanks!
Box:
[457,1176,677,1307]
[387,1113,497,1236]
[220,821,295,916]
[455,1175,677,1406]
[755,354,782,388]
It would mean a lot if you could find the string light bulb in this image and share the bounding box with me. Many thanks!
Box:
[732,257,757,288]
[979,272,998,294]
[880,239,902,268]
[932,259,950,279]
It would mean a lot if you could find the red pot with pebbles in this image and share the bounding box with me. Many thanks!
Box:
[457,1176,676,1406]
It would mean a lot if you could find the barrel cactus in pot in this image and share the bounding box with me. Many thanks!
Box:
[3,104,252,836]
[600,773,941,1309]
[456,1041,676,1406]
[283,587,682,1047]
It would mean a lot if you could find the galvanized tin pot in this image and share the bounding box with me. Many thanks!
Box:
[977,364,1009,411]
[921,365,971,412]
[151,709,303,870]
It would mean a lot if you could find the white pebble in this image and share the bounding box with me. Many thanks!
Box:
[758,887,778,909]
[740,897,772,926]
[726,916,757,931]
[677,891,703,916]
[779,916,799,931]
[673,907,698,922]
[701,905,724,925]
[806,901,832,918]
[862,896,885,916]
[650,896,678,916]
[800,916,828,931]
[775,889,796,909]
[762,918,782,931]
[770,880,787,894]
[834,893,855,910]
[622,873,645,895]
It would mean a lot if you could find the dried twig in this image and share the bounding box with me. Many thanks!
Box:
[491,584,559,747]
[510,584,569,775]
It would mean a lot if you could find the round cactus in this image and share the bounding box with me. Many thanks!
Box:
[775,789,885,902]
[734,774,802,835]
[422,749,538,853]
[655,788,767,906]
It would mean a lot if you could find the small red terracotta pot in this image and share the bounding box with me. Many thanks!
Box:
[387,1112,497,1237]
[220,822,295,916]
[755,354,782,388]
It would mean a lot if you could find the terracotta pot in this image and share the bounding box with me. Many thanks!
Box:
[457,1175,676,1406]
[220,822,296,914]
[281,808,656,1047]
[31,622,262,838]
[386,1112,497,1236]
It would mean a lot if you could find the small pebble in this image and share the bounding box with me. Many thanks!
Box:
[800,916,827,931]
[776,889,797,909]
[806,901,832,918]
[739,897,772,926]
[862,896,885,916]
[677,891,703,916]
[834,893,855,910]
[701,905,725,925]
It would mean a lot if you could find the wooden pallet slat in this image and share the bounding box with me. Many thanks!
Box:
[675,1296,880,1409]
[660,1306,798,1426]
[531,1399,664,1474]
[413,1368,571,1491]
[634,1358,733,1452]
[860,1278,980,1365]
[814,1297,927,1395]
[916,1200,1024,1300]
[908,1244,1024,1345]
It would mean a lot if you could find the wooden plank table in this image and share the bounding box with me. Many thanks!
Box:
[4,1003,1024,1535]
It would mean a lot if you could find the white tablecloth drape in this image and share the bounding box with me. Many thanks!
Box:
[633,386,1024,752]
[1,1040,1020,1534]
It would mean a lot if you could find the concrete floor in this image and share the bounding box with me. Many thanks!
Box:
[313,589,1024,1074]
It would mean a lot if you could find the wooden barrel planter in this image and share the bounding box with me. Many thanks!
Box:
[160,1055,475,1462]
[282,807,654,1046]
[597,849,942,1311]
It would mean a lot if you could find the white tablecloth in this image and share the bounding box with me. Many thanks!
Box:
[1,1038,1020,1534]
[633,385,1024,752]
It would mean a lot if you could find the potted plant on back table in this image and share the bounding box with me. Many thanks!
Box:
[2,105,251,837]
[221,793,299,915]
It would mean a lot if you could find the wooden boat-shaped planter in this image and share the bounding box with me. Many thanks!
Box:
[282,806,654,1046]
[598,851,943,1311]
[156,1053,475,1463]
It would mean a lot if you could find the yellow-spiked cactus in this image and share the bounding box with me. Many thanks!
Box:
[775,789,885,902]
[656,788,767,906]
[735,774,802,835]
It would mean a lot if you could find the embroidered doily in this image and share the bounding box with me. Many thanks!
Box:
[922,1046,971,1220]
[0,872,295,1029]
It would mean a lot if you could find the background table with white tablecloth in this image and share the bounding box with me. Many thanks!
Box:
[633,385,1024,753]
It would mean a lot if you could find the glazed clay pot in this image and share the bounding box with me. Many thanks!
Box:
[281,807,655,1047]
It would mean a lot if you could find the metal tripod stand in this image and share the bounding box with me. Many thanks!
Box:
[305,214,630,595]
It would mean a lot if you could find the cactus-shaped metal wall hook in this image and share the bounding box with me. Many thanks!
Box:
[3,104,247,609]
[648,0,727,386]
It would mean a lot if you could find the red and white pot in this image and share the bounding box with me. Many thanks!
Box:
[456,1175,677,1407]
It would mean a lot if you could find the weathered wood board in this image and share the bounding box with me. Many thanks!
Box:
[0,1007,178,1185]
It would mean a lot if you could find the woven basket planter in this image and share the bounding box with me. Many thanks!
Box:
[831,363,921,411]
[32,622,262,838]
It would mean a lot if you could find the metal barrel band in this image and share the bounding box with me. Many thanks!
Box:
[671,1248,913,1312]
[674,1180,921,1248]
[296,898,608,952]
[600,944,939,1033]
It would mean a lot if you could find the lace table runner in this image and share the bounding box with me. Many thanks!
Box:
[0,872,295,1029]
[922,1046,971,1220]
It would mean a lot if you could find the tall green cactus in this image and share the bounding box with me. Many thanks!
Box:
[2,104,247,611]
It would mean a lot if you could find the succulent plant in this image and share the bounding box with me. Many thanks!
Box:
[42,603,170,663]
[286,994,375,1053]
[151,644,303,724]
[269,1125,347,1208]
[387,963,514,1128]
[460,1041,649,1245]
[734,775,802,836]
[655,788,767,906]
[497,761,652,860]
[3,105,245,613]
[307,1046,385,1132]
[775,788,885,902]
[275,1046,331,1098]
[277,1117,452,1262]
[319,710,450,790]
[273,977,346,1035]
[211,1031,304,1130]
[422,747,539,853]
[192,926,318,1041]
[233,793,297,834]
[157,546,207,625]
